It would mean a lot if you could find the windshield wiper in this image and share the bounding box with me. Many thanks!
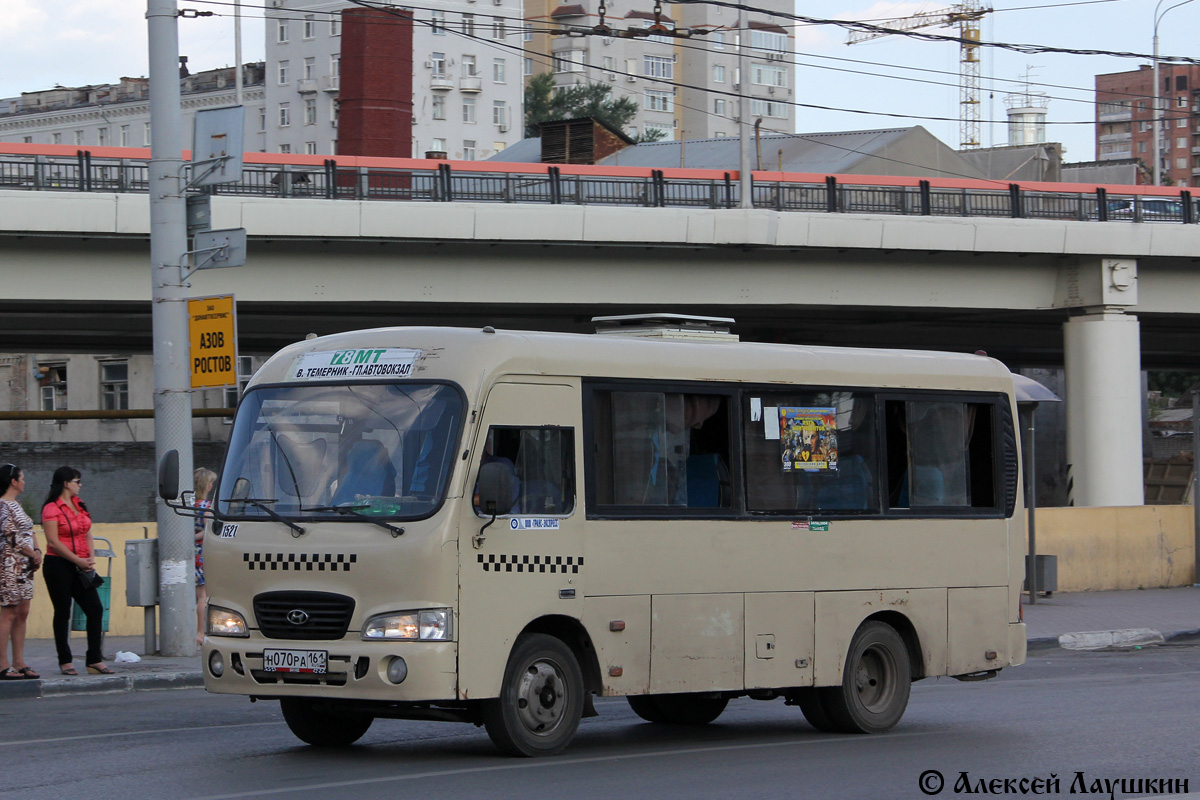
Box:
[222,497,307,538]
[305,504,406,538]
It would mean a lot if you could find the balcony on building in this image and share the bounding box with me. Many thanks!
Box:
[1098,132,1132,143]
[431,74,455,91]
[297,79,319,93]
[1097,101,1132,123]
[459,76,483,92]
[320,75,339,92]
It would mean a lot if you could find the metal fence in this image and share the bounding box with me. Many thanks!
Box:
[1,151,1197,224]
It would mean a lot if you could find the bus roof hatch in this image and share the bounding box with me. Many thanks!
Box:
[591,313,740,343]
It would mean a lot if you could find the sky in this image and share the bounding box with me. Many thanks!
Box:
[2,0,1197,161]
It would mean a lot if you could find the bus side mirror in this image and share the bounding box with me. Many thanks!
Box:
[158,450,180,501]
[477,461,515,516]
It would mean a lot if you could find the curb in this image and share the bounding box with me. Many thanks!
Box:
[1028,627,1200,653]
[0,671,203,700]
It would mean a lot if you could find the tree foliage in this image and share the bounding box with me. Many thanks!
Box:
[523,73,646,139]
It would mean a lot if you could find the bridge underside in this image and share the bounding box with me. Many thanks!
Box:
[2,230,1197,370]
[1,298,1195,371]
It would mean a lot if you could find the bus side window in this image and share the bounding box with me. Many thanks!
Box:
[888,400,997,510]
[474,426,575,516]
[592,390,731,510]
[745,391,878,515]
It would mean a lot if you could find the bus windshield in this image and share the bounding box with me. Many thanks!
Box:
[218,382,464,521]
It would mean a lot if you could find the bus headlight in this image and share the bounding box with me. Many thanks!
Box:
[207,605,249,637]
[363,609,453,641]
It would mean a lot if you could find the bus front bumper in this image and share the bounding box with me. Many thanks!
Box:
[201,637,458,701]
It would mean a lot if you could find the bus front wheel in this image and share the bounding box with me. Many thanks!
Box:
[822,621,911,734]
[279,698,374,746]
[482,634,584,757]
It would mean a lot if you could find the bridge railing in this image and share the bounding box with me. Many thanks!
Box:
[1,146,1197,224]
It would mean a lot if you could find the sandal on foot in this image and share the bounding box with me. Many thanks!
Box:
[87,664,115,675]
[60,665,78,676]
[16,666,40,679]
[0,668,20,680]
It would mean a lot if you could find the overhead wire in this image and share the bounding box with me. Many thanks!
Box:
[671,0,1200,65]
[189,0,1162,128]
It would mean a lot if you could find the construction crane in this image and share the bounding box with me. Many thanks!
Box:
[847,2,991,149]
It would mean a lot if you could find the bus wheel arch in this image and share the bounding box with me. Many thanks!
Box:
[863,610,924,681]
[519,615,603,700]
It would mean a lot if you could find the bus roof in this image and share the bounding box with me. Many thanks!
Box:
[253,326,1016,395]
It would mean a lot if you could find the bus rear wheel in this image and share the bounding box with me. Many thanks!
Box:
[482,634,584,757]
[822,621,911,734]
[279,698,373,746]
[627,693,728,725]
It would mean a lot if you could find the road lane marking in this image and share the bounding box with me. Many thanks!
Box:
[182,729,943,800]
[7,721,280,746]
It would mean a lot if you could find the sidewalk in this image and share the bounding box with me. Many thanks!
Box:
[1022,585,1200,650]
[2,587,1197,699]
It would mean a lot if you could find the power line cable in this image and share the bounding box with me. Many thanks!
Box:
[671,0,1200,65]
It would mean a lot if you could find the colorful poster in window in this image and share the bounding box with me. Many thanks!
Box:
[779,407,838,472]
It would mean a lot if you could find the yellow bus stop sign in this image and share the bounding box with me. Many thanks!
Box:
[188,294,237,389]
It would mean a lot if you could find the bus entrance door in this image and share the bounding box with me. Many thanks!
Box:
[457,381,583,699]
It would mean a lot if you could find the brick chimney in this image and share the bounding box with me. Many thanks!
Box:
[336,8,413,158]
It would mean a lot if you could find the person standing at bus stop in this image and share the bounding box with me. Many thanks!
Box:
[193,467,217,648]
[41,466,111,676]
[0,464,42,680]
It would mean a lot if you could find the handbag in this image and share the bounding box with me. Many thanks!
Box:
[77,567,104,590]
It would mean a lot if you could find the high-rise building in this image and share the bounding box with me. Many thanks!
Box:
[267,0,525,160]
[1095,64,1200,187]
[524,0,794,141]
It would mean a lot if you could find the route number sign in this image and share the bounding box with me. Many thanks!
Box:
[188,294,238,389]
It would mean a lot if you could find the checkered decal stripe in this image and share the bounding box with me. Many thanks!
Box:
[477,554,583,574]
[244,553,357,571]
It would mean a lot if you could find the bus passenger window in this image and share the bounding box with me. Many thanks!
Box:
[591,390,731,510]
[886,400,997,510]
[744,391,878,515]
[473,427,574,516]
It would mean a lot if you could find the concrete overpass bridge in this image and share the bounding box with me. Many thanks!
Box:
[2,150,1199,508]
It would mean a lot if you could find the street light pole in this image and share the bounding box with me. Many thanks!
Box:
[148,0,197,657]
[737,6,751,209]
[1152,0,1197,185]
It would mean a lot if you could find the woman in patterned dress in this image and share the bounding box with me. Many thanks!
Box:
[0,464,43,680]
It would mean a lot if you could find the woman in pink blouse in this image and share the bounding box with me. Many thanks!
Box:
[42,466,111,676]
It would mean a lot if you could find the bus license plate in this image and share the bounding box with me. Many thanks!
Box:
[262,649,327,674]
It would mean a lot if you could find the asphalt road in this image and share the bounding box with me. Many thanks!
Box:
[4,642,1198,800]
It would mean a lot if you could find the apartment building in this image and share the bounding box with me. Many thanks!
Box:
[0,66,267,151]
[525,0,794,141]
[266,0,525,160]
[1095,64,1200,186]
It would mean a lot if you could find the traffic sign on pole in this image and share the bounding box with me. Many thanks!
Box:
[188,294,238,389]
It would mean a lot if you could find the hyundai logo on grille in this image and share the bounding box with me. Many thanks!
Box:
[286,609,310,626]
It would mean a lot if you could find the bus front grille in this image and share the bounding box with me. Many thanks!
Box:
[253,591,356,640]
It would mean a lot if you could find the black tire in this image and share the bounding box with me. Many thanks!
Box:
[821,621,912,734]
[650,693,728,726]
[792,688,838,733]
[482,634,584,757]
[279,698,373,746]
[627,694,669,723]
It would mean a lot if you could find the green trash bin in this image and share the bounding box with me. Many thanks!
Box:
[71,537,113,632]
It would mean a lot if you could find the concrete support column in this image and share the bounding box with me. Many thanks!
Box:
[1063,309,1144,507]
